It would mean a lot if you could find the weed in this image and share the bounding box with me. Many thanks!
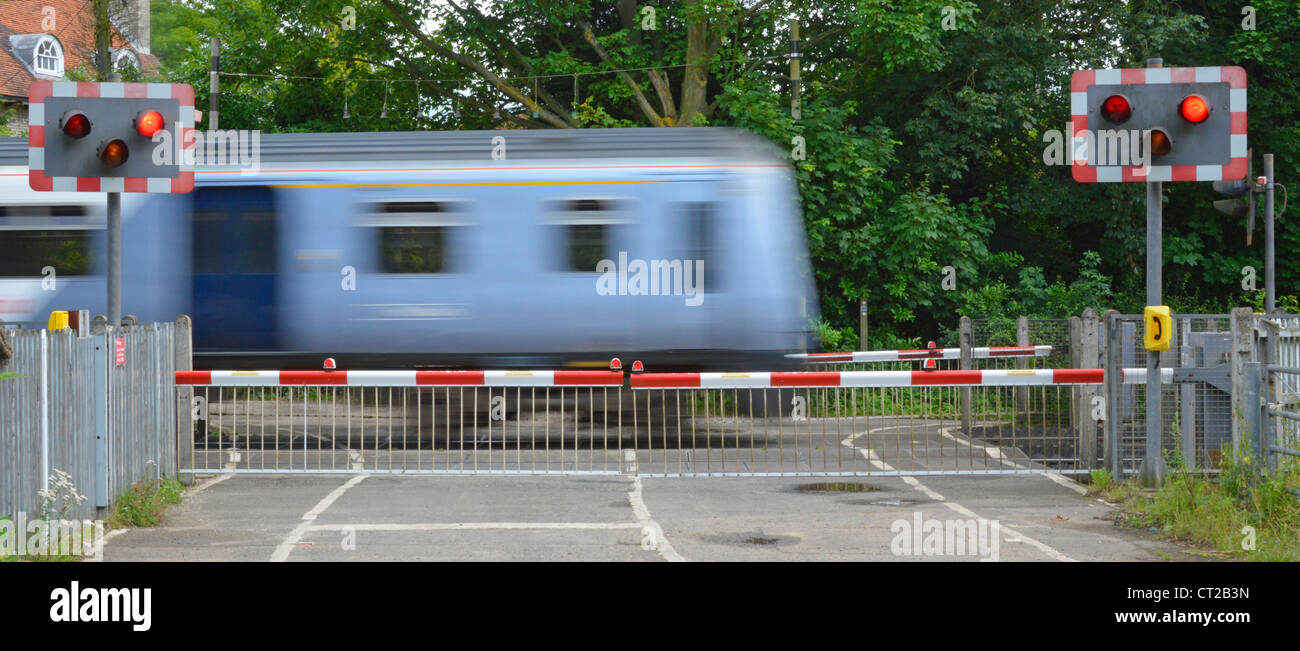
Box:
[108,476,186,529]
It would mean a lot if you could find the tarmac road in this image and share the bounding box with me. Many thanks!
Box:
[103,420,1198,562]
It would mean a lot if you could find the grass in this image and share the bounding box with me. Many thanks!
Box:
[1090,449,1300,561]
[107,476,186,529]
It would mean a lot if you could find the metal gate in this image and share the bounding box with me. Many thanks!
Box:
[176,359,1133,478]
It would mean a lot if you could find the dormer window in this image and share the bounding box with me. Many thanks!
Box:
[112,49,139,72]
[33,36,63,75]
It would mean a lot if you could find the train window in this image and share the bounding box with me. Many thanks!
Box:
[679,201,720,291]
[0,230,94,277]
[362,200,468,274]
[547,198,626,273]
[0,205,87,218]
[564,223,607,272]
[379,227,449,274]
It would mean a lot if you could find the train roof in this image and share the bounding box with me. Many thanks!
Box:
[0,127,787,167]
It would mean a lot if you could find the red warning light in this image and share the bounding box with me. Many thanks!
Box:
[610,357,622,371]
[1179,95,1209,124]
[631,360,644,374]
[135,110,165,137]
[323,357,337,371]
[60,111,91,139]
[1100,94,1132,124]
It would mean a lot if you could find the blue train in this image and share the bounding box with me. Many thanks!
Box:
[0,128,817,369]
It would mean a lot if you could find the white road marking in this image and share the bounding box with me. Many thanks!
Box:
[271,474,367,562]
[840,425,1077,562]
[187,473,235,496]
[628,477,684,562]
[306,522,642,531]
[937,426,1089,495]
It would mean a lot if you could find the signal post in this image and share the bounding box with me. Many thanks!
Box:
[1071,60,1248,486]
[27,80,196,325]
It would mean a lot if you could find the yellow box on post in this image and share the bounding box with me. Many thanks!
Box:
[1144,306,1172,351]
[47,310,69,331]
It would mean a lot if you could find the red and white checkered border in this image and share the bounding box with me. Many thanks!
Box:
[175,369,625,387]
[790,344,1054,364]
[27,81,195,193]
[1070,66,1247,183]
[632,368,1172,389]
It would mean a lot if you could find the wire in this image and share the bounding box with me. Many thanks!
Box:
[215,54,786,86]
[1277,183,1287,219]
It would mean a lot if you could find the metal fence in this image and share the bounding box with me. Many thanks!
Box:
[1102,313,1236,476]
[1257,314,1300,488]
[176,365,1115,478]
[0,322,178,521]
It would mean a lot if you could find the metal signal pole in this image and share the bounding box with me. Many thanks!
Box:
[1139,57,1166,487]
[94,0,122,327]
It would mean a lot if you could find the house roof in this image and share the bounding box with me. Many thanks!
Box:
[0,0,158,102]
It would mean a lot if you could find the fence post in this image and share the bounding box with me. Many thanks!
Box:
[1229,307,1255,457]
[1076,309,1100,469]
[93,332,109,513]
[1243,361,1264,466]
[1260,318,1281,474]
[859,298,868,351]
[1178,318,1196,467]
[1015,316,1029,416]
[1103,310,1121,475]
[175,315,194,485]
[960,316,972,434]
[1069,315,1082,464]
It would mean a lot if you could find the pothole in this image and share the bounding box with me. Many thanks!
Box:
[795,482,879,493]
[695,532,802,547]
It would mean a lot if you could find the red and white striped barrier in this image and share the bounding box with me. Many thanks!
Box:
[789,345,1055,364]
[175,369,624,387]
[631,367,1172,389]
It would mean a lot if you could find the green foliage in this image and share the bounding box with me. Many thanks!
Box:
[0,106,21,137]
[109,476,185,528]
[146,0,1300,343]
[1111,444,1300,561]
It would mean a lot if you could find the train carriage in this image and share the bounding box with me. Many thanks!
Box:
[0,128,817,370]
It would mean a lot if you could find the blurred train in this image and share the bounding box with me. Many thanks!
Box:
[0,128,817,370]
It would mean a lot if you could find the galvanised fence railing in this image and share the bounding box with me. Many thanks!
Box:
[0,320,178,522]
